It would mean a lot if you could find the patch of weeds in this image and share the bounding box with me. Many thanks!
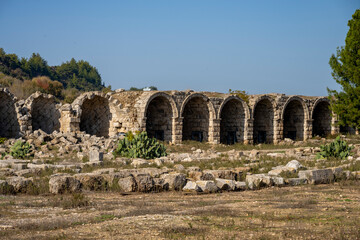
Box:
[94,214,116,222]
[52,193,90,209]
[82,155,89,163]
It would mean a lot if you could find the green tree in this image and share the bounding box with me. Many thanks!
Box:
[328,9,360,130]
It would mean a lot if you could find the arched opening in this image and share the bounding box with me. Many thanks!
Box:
[312,101,331,137]
[182,97,209,142]
[31,96,60,134]
[220,99,245,144]
[253,99,274,144]
[283,100,305,141]
[0,92,19,138]
[80,96,111,137]
[146,96,173,142]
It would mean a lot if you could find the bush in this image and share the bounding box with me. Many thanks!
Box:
[316,136,354,160]
[10,140,33,159]
[0,137,7,144]
[114,131,167,159]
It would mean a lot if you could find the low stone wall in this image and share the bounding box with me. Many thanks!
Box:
[0,88,342,144]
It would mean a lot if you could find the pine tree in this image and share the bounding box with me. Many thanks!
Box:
[328,9,360,130]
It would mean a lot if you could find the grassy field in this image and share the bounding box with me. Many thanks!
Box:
[0,181,359,240]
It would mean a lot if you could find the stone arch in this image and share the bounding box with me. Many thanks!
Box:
[252,96,275,144]
[281,97,308,141]
[144,93,177,142]
[180,93,215,142]
[312,98,332,137]
[26,93,60,134]
[0,89,20,138]
[218,96,248,144]
[74,93,112,137]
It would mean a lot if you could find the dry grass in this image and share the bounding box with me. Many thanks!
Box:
[0,182,359,239]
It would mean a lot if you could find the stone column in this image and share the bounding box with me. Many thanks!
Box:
[209,119,220,144]
[244,119,253,145]
[172,117,183,144]
[273,118,282,144]
[304,119,313,140]
[331,115,340,135]
[60,104,80,133]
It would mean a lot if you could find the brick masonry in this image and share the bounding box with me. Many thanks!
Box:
[0,88,342,144]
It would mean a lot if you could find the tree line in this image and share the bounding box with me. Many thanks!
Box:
[0,48,107,102]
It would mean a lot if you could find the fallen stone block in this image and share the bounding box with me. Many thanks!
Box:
[298,169,334,184]
[7,176,34,193]
[49,174,81,194]
[161,173,187,191]
[89,150,103,162]
[235,181,247,191]
[117,176,137,192]
[134,173,154,192]
[196,181,219,193]
[271,176,285,186]
[215,178,236,191]
[246,174,273,190]
[182,181,201,192]
[74,173,107,191]
[285,178,308,186]
[285,160,303,171]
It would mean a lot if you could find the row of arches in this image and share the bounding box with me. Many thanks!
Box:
[143,94,333,144]
[0,90,334,144]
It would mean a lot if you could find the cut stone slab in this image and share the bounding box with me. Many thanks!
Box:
[49,174,81,194]
[235,181,247,191]
[117,176,137,192]
[285,160,303,171]
[196,181,219,193]
[182,181,201,192]
[89,150,103,162]
[161,173,187,191]
[246,174,273,190]
[285,178,308,186]
[215,178,236,191]
[298,169,334,184]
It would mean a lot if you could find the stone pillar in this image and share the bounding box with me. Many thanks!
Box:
[244,119,253,145]
[304,119,313,140]
[209,119,220,144]
[60,104,80,133]
[273,118,282,144]
[331,115,340,135]
[172,117,183,144]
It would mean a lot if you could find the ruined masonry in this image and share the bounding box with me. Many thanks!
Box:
[0,88,339,144]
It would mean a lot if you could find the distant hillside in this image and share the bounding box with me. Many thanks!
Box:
[0,48,109,102]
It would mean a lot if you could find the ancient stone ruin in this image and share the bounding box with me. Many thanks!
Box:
[0,87,340,144]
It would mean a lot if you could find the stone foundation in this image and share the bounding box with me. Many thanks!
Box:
[0,88,342,144]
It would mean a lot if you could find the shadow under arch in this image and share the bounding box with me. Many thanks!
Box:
[281,96,309,141]
[144,92,177,142]
[252,96,276,144]
[218,96,249,144]
[180,93,215,142]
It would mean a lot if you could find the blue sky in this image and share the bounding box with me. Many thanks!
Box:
[0,1,358,96]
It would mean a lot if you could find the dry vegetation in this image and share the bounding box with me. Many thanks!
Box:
[0,182,359,239]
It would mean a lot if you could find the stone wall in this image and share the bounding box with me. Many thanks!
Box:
[25,92,61,134]
[0,89,20,138]
[0,88,343,144]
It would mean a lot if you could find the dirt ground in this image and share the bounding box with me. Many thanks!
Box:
[0,181,359,240]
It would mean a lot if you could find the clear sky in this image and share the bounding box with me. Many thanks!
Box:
[0,1,358,96]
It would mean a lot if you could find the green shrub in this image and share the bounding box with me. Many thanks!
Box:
[0,137,7,144]
[316,136,354,160]
[114,131,167,159]
[10,140,33,159]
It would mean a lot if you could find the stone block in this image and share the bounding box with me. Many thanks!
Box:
[298,169,334,184]
[89,150,103,162]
